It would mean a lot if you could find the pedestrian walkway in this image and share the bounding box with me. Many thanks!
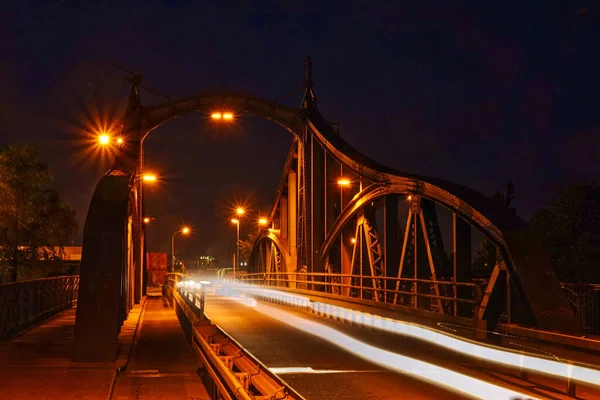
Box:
[110,294,209,400]
[0,290,208,400]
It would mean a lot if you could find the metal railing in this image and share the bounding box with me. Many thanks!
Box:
[0,275,80,339]
[163,273,305,400]
[237,272,600,335]
[237,272,481,317]
[562,283,600,335]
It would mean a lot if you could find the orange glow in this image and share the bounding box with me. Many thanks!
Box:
[211,112,222,120]
[337,178,351,187]
[182,227,190,235]
[223,112,234,120]
[116,137,124,145]
[258,218,268,226]
[407,195,412,201]
[98,134,110,145]
[351,238,357,244]
[143,217,150,224]
[142,173,157,182]
[231,218,240,224]
[236,207,245,216]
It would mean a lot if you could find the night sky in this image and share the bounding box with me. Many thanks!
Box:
[1,2,598,264]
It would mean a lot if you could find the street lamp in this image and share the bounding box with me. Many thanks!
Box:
[236,207,245,216]
[171,226,191,272]
[142,173,157,182]
[231,218,240,278]
[211,111,235,121]
[337,178,351,187]
[98,134,110,145]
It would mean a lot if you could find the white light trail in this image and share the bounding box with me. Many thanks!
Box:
[226,285,600,388]
[269,367,379,374]
[235,298,537,400]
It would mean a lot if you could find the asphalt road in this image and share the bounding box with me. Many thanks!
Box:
[203,294,468,400]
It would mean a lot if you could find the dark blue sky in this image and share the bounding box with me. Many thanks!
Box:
[1,1,598,263]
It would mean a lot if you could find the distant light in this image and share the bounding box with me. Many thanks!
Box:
[200,280,211,285]
[223,112,234,120]
[351,238,357,244]
[236,207,245,216]
[143,174,157,182]
[337,178,351,187]
[258,217,268,226]
[211,112,222,120]
[231,218,239,224]
[99,134,110,145]
[116,137,124,145]
[407,195,412,201]
[143,217,150,224]
[182,227,190,235]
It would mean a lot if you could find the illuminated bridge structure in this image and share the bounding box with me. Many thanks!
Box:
[74,58,579,363]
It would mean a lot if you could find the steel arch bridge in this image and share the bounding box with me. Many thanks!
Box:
[73,59,578,361]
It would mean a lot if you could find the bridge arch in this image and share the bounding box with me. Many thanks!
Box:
[75,67,578,362]
[140,93,305,141]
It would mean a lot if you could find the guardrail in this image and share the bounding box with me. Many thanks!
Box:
[237,272,481,317]
[164,273,305,400]
[562,283,600,335]
[237,272,600,336]
[0,275,80,339]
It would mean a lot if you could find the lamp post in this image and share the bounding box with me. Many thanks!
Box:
[171,226,190,273]
[231,218,240,278]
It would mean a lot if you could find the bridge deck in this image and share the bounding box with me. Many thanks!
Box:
[204,291,600,399]
[0,308,120,399]
[111,294,209,399]
[0,291,209,400]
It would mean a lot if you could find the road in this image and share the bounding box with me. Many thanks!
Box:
[203,292,600,400]
[204,293,469,400]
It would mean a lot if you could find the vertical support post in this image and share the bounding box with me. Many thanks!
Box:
[384,195,399,302]
[453,213,472,316]
[288,170,297,275]
[310,133,325,275]
[411,199,419,308]
[280,197,288,240]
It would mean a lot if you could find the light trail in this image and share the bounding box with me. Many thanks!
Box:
[223,284,600,388]
[231,295,537,400]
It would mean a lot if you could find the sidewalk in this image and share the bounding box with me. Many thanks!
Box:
[110,294,209,400]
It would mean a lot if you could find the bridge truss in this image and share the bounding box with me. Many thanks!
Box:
[74,58,578,361]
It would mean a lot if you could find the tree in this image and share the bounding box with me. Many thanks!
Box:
[238,231,258,262]
[530,183,600,283]
[471,182,516,277]
[0,146,78,282]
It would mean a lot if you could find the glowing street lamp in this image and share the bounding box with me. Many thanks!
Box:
[142,173,157,182]
[143,217,151,224]
[337,178,351,187]
[258,217,268,226]
[171,226,191,272]
[351,237,357,244]
[116,137,124,145]
[236,207,245,216]
[211,111,234,121]
[98,134,110,145]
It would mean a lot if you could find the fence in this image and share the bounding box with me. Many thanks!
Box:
[561,283,600,335]
[0,275,80,339]
[238,272,481,317]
